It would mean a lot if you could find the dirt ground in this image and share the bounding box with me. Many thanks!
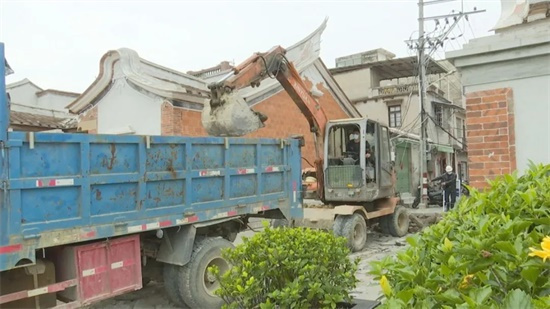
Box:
[88,207,442,309]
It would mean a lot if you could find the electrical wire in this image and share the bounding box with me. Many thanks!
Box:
[466,17,477,39]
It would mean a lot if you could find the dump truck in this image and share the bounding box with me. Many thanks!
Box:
[0,43,304,308]
[202,45,410,253]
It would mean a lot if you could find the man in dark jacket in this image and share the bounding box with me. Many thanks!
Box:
[432,165,457,211]
[346,129,372,162]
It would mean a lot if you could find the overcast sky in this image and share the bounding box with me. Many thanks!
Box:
[1,0,504,93]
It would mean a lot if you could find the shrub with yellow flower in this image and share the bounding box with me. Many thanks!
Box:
[529,236,550,262]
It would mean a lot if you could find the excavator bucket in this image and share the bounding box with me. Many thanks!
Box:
[201,92,268,137]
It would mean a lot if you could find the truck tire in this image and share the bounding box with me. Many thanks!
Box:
[223,230,238,242]
[387,206,410,237]
[335,214,367,252]
[164,237,234,309]
[164,264,187,308]
[270,219,289,228]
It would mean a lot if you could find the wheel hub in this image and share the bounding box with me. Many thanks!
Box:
[203,257,230,297]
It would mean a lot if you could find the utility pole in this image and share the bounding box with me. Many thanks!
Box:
[417,0,427,206]
[414,0,485,206]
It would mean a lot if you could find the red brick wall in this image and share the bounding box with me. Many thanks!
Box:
[163,79,351,168]
[465,88,516,190]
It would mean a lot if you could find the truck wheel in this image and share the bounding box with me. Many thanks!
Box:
[388,206,410,237]
[164,264,187,308]
[164,237,234,309]
[270,219,289,228]
[336,214,367,252]
[223,230,238,242]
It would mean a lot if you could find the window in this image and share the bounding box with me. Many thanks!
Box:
[388,105,402,128]
[434,105,443,126]
[456,118,465,139]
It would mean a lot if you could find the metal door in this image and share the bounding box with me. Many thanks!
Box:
[395,142,411,194]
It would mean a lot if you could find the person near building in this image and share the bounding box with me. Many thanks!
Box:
[432,165,457,211]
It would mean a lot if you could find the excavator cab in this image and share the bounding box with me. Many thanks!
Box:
[324,118,394,203]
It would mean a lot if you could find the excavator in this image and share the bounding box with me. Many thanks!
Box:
[202,45,410,252]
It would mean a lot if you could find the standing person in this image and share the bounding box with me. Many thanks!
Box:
[432,165,457,211]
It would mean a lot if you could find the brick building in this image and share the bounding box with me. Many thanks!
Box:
[447,0,550,189]
[67,19,361,167]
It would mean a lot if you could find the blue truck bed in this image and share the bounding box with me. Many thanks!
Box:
[0,131,303,272]
[0,44,303,273]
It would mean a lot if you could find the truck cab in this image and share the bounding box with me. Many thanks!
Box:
[324,118,395,204]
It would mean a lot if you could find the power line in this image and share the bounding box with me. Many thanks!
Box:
[410,0,485,205]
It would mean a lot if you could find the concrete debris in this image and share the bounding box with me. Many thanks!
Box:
[201,92,267,137]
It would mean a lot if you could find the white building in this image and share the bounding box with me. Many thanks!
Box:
[6,78,78,131]
[330,49,468,196]
[446,0,550,188]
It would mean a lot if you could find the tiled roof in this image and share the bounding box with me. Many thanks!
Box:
[10,110,77,129]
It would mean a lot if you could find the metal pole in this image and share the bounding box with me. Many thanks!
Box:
[418,0,427,206]
[0,43,7,142]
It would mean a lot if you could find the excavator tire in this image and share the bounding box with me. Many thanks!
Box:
[334,214,367,252]
[387,206,410,237]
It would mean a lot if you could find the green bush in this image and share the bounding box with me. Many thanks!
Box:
[370,162,550,308]
[209,222,360,309]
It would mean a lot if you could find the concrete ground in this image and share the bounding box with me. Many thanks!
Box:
[87,205,443,308]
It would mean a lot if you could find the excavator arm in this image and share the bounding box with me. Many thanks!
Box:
[203,45,328,200]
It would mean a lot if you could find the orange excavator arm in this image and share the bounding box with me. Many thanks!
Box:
[206,45,328,200]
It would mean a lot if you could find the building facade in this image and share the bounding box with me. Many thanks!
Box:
[446,0,550,190]
[331,49,468,197]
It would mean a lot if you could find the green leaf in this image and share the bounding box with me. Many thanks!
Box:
[502,289,534,309]
[444,238,453,252]
[435,289,462,304]
[395,289,415,304]
[461,294,476,307]
[521,267,540,284]
[494,241,517,255]
[512,220,532,235]
[472,286,492,304]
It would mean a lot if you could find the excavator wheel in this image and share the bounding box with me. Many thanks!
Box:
[387,206,410,237]
[333,213,367,252]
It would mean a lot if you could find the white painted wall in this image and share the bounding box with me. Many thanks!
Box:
[466,76,550,173]
[332,69,372,101]
[36,93,76,112]
[7,83,40,106]
[96,73,162,135]
[447,17,550,173]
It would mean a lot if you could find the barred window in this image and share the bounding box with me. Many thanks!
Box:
[388,105,402,128]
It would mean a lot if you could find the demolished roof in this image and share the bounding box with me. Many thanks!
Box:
[10,110,77,130]
[67,18,361,118]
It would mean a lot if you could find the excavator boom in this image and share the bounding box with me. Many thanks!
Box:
[202,45,328,199]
